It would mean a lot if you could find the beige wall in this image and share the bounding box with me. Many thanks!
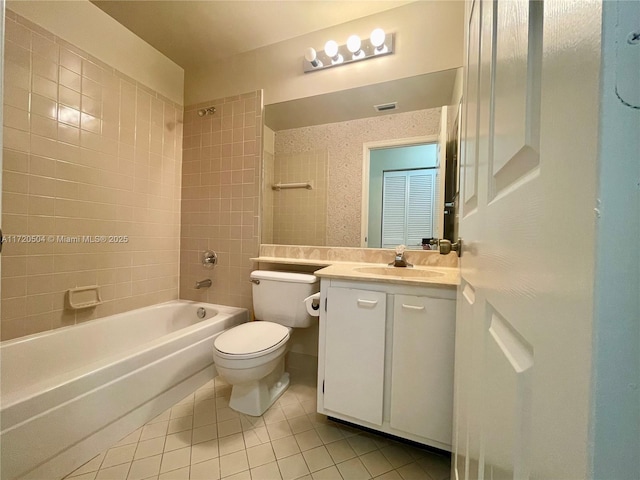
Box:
[273,107,442,246]
[185,1,464,105]
[1,11,183,340]
[180,92,262,312]
[7,0,184,105]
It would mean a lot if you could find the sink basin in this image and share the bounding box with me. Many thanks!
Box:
[354,266,445,279]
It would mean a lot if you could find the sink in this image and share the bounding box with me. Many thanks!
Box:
[354,266,445,279]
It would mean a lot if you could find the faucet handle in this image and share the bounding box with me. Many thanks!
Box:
[202,250,217,268]
[395,244,406,255]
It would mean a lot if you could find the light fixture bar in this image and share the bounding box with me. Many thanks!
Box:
[303,32,395,73]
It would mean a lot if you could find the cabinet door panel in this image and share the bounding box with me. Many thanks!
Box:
[324,287,386,425]
[390,294,455,444]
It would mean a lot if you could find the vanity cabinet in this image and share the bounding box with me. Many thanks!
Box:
[317,278,456,450]
[390,294,455,445]
[323,287,386,425]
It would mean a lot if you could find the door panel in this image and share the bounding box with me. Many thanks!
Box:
[454,0,601,479]
[483,306,533,480]
[491,0,542,197]
[462,0,480,215]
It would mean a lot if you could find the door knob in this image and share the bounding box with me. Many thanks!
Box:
[430,238,463,257]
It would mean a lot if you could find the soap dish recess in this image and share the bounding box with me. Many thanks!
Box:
[67,285,102,309]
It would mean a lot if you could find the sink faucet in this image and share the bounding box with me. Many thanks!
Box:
[389,245,413,267]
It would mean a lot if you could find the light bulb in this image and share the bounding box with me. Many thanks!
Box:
[370,28,386,52]
[304,47,316,62]
[304,47,322,67]
[347,34,364,60]
[324,40,339,58]
[324,40,343,64]
[347,35,361,53]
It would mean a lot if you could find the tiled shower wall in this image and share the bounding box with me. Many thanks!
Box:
[1,11,182,340]
[180,92,262,312]
[272,150,328,245]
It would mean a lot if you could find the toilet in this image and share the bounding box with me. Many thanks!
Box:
[213,270,319,416]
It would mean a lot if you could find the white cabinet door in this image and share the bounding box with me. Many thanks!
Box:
[390,294,455,445]
[323,287,386,425]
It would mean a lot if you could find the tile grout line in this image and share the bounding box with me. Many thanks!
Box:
[66,376,447,480]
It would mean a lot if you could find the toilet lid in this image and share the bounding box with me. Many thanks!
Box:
[214,321,289,356]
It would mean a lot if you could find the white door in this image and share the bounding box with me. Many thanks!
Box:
[454,1,602,479]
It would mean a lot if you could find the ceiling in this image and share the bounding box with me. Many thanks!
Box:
[90,1,414,71]
[91,1,457,127]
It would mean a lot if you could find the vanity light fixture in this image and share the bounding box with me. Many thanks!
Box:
[303,28,394,73]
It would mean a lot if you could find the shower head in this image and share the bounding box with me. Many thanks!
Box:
[197,106,216,117]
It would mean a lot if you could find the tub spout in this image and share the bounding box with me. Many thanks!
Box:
[195,279,212,289]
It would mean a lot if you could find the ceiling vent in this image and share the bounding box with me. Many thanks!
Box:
[374,102,398,112]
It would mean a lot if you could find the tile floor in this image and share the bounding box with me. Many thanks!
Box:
[65,375,451,480]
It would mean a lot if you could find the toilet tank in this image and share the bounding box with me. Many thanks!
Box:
[251,271,319,327]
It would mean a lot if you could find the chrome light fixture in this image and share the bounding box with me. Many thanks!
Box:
[303,28,394,73]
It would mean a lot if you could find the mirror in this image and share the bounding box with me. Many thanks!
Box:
[262,68,461,248]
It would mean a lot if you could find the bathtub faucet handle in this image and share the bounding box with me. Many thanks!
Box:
[202,250,217,268]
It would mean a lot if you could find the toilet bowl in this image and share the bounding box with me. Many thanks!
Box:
[213,321,291,416]
[213,271,319,416]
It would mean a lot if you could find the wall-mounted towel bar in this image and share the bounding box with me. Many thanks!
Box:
[272,181,313,191]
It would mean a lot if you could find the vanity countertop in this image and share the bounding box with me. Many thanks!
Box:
[314,262,460,287]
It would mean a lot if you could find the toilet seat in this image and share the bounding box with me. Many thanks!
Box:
[214,321,289,360]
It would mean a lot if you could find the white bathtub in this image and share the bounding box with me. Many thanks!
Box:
[0,300,247,480]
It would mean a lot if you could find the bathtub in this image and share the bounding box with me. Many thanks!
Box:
[0,300,247,480]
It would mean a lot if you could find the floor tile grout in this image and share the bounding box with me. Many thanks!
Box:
[65,376,450,480]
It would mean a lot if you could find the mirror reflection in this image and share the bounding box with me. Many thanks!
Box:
[367,143,438,249]
[262,69,461,248]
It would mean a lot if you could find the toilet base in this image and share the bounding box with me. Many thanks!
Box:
[228,365,290,416]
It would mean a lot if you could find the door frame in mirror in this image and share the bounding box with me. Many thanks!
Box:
[360,134,441,247]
